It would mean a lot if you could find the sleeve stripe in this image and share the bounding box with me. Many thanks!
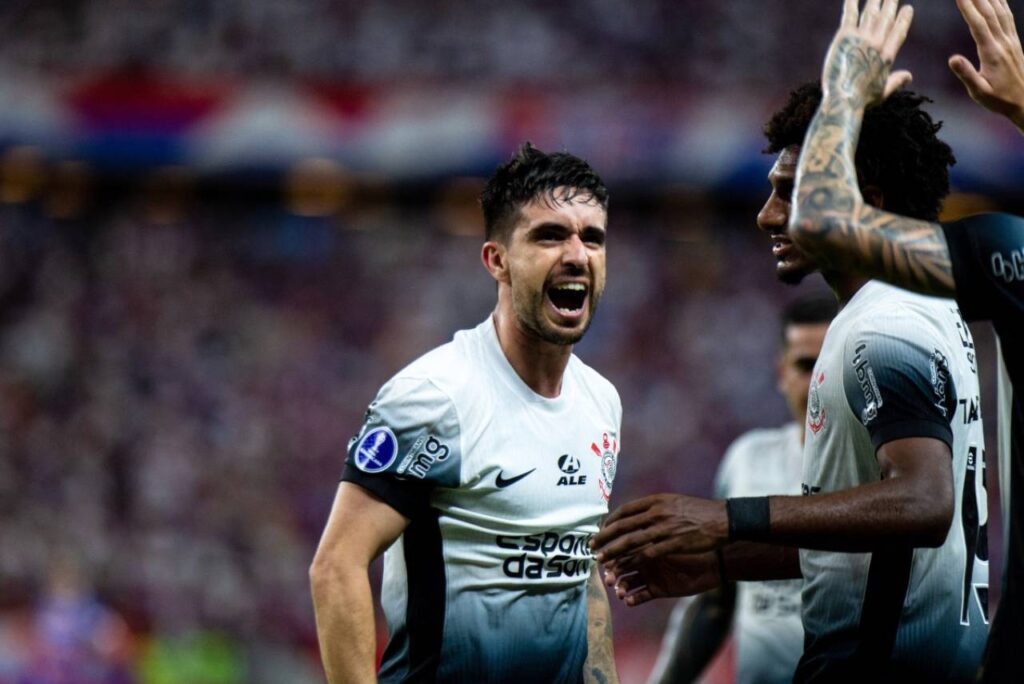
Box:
[868,419,954,454]
[342,467,430,519]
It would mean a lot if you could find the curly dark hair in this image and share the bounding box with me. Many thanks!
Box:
[763,82,956,222]
[480,142,609,242]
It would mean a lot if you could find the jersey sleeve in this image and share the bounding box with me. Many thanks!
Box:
[341,375,461,518]
[842,324,958,452]
[942,212,1024,323]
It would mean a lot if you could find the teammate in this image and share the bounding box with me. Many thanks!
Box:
[593,81,990,681]
[784,2,1024,681]
[647,296,835,684]
[949,0,1024,133]
[309,143,621,684]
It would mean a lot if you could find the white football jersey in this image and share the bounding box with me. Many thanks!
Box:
[714,423,804,684]
[343,317,621,684]
[798,282,988,682]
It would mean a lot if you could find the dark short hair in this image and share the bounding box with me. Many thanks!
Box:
[780,293,837,344]
[763,82,956,222]
[480,142,609,242]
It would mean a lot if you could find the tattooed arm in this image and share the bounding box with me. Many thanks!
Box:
[584,567,620,684]
[789,0,958,298]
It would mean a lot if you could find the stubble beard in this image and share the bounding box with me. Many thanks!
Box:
[510,278,598,346]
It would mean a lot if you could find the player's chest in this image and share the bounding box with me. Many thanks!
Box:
[802,349,878,493]
[455,410,619,516]
[729,448,802,497]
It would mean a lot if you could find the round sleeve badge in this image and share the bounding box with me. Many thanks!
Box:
[354,426,399,473]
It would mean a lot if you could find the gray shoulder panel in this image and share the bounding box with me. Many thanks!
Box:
[342,376,462,518]
[842,327,956,451]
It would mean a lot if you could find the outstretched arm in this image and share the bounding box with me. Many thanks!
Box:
[602,543,800,608]
[950,0,1024,132]
[594,437,953,564]
[788,0,959,298]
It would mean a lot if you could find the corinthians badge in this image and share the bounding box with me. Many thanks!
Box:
[590,432,618,502]
[808,371,827,435]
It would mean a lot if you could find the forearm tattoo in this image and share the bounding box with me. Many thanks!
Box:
[793,37,956,297]
[584,569,617,684]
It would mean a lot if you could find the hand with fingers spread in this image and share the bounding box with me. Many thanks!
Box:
[602,552,720,608]
[950,0,1024,132]
[591,493,729,564]
[821,0,915,106]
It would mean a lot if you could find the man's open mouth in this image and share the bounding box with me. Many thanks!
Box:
[547,282,588,315]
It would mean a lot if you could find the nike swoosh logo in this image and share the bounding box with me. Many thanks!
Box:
[495,468,536,488]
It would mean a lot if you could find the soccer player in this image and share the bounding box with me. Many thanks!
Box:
[593,83,990,681]
[309,143,621,684]
[784,2,1024,681]
[647,296,835,684]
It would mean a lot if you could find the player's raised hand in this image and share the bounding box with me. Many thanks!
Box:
[602,552,720,607]
[592,494,728,563]
[950,0,1024,132]
[821,0,915,104]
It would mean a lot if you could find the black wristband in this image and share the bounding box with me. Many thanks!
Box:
[726,496,771,541]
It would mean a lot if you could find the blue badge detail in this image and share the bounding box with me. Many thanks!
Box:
[354,427,399,473]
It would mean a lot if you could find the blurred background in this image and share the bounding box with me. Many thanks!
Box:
[0,1,1020,683]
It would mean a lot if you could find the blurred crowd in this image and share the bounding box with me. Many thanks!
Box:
[0,185,817,681]
[0,1,1013,682]
[0,0,975,92]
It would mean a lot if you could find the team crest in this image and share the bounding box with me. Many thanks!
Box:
[807,372,827,435]
[590,432,618,502]
[354,426,399,473]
